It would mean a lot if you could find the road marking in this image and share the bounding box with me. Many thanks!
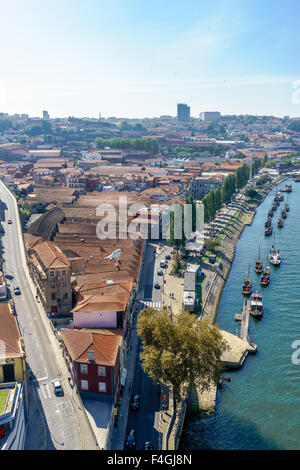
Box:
[36,376,48,382]
[46,383,52,399]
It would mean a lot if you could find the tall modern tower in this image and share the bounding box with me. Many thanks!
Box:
[177,103,190,122]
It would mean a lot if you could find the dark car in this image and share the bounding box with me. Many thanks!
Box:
[157,269,163,276]
[125,428,136,449]
[165,254,171,260]
[144,441,153,450]
[130,394,140,410]
[13,285,21,295]
[154,282,160,289]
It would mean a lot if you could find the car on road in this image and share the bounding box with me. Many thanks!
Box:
[130,394,140,410]
[159,260,166,268]
[157,269,163,276]
[165,254,171,260]
[125,428,136,449]
[51,379,64,396]
[144,441,153,450]
[154,282,160,289]
[13,285,21,295]
[7,219,12,224]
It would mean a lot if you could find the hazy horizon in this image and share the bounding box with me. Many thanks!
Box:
[1,0,300,119]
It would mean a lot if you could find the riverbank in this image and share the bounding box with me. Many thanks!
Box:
[181,175,299,450]
[186,174,287,417]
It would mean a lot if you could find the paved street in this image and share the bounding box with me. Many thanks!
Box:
[123,241,173,450]
[0,182,97,450]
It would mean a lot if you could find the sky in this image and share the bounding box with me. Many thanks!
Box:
[1,0,300,118]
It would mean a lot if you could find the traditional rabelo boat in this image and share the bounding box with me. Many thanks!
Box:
[265,218,272,228]
[268,208,274,217]
[265,226,273,236]
[281,209,287,219]
[269,239,281,266]
[242,265,252,296]
[260,263,270,286]
[277,217,284,228]
[254,247,263,274]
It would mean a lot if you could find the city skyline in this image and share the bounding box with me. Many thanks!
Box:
[1,0,300,118]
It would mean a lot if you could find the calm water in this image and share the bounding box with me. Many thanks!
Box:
[181,179,300,450]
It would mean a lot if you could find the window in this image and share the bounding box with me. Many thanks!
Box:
[62,270,66,276]
[98,382,106,393]
[81,379,88,390]
[51,293,56,301]
[98,366,106,377]
[62,281,67,287]
[80,364,88,374]
[51,282,56,289]
[49,270,55,277]
[63,293,68,299]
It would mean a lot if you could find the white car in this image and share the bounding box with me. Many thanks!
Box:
[51,379,64,396]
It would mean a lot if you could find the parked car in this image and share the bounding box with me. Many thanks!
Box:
[154,282,160,289]
[159,260,166,268]
[144,441,153,450]
[51,379,64,396]
[7,219,12,224]
[157,269,163,276]
[13,285,21,295]
[165,254,171,260]
[125,428,136,449]
[130,394,140,410]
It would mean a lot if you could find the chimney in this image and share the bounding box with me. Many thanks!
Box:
[88,350,94,362]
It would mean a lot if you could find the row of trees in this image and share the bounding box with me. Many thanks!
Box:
[95,137,159,153]
[201,157,265,223]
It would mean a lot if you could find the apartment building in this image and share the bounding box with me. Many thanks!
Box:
[188,176,223,200]
[25,237,72,316]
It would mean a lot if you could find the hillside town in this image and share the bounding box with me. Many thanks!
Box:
[1,107,300,450]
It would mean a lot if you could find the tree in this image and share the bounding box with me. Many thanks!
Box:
[137,310,228,400]
[205,238,219,252]
[245,189,258,199]
[171,252,182,274]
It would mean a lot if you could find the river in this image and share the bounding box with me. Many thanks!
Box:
[180,179,300,450]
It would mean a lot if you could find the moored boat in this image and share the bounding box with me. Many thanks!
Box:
[269,246,281,266]
[260,264,270,286]
[268,208,274,217]
[265,226,273,236]
[250,291,263,317]
[278,218,284,228]
[284,203,289,212]
[242,264,252,296]
[254,247,263,273]
[265,218,272,228]
[281,210,287,219]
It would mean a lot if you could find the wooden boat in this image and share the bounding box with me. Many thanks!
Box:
[260,263,270,286]
[250,291,263,317]
[269,236,281,266]
[284,203,290,212]
[268,209,274,217]
[265,226,273,236]
[242,265,252,296]
[254,247,263,274]
[278,218,284,228]
[285,184,292,192]
[281,210,287,219]
[265,218,272,228]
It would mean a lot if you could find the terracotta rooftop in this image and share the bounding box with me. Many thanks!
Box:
[33,240,71,269]
[0,303,23,359]
[60,328,123,366]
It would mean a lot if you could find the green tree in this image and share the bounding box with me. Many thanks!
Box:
[137,310,228,400]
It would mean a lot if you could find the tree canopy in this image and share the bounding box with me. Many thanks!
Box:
[137,309,228,399]
[95,137,159,153]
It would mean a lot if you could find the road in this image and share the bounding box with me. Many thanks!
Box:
[0,182,97,450]
[124,241,173,450]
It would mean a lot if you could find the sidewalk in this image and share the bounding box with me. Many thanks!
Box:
[110,306,139,449]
